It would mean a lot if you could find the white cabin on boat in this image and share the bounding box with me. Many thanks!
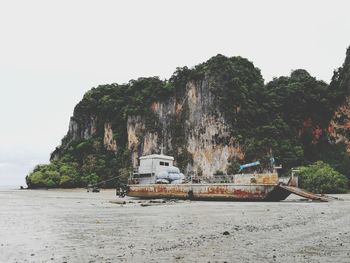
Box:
[138,154,174,176]
[133,154,184,184]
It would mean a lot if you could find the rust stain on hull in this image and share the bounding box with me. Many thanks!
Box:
[128,183,286,201]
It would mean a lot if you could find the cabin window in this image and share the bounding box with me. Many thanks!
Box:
[160,161,164,166]
[164,162,169,166]
[133,173,152,178]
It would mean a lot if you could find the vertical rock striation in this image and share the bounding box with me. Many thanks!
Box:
[125,79,243,176]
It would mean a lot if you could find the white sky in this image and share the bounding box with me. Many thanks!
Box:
[1,0,350,186]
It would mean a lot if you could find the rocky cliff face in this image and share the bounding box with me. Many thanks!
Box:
[329,47,350,151]
[51,55,257,178]
[38,49,350,189]
[67,116,97,141]
[329,98,350,151]
[126,79,243,176]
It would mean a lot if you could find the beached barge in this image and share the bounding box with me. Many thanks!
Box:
[124,154,327,202]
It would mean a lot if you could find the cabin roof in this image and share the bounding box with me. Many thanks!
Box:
[139,154,174,161]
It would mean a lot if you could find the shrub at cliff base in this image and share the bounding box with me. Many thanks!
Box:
[26,162,81,188]
[298,161,348,194]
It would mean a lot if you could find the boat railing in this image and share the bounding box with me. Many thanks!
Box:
[187,173,236,184]
[187,172,280,184]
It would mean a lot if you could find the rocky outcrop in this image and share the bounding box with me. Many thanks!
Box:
[103,123,117,151]
[186,115,243,176]
[328,47,350,151]
[127,115,160,167]
[31,50,350,189]
[329,98,350,151]
[67,116,97,141]
[125,80,243,176]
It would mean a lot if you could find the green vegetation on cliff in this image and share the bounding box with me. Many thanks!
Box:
[26,48,350,191]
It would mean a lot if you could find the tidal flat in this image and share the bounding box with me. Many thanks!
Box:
[0,188,349,263]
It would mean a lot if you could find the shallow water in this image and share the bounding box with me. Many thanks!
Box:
[0,188,349,263]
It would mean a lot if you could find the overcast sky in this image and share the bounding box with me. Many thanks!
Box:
[1,0,350,186]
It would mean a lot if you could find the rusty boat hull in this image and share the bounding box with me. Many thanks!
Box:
[126,173,299,201]
[125,162,328,201]
[127,183,293,201]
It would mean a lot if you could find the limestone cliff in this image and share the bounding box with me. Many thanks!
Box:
[58,79,244,176]
[329,47,350,151]
[28,50,350,189]
[329,97,350,151]
[50,55,262,179]
[126,80,243,176]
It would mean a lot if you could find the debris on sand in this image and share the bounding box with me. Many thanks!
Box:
[149,199,166,204]
[109,200,126,205]
[140,203,165,207]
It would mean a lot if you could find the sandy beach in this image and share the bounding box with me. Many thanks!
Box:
[0,188,349,263]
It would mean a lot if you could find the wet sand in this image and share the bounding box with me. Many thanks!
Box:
[0,188,349,263]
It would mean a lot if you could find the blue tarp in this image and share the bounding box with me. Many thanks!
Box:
[239,161,260,171]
